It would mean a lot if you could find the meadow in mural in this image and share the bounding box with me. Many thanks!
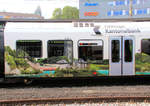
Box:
[5,46,109,77]
[135,53,150,75]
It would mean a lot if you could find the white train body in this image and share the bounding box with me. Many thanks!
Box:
[3,21,150,77]
[4,22,150,59]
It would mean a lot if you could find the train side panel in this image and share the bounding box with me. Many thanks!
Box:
[4,22,110,78]
[4,22,150,78]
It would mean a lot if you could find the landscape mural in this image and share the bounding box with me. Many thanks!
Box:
[5,45,150,77]
[135,39,150,75]
[5,45,109,78]
[135,53,150,75]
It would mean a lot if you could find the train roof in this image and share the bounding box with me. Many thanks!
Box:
[1,18,150,22]
[4,22,94,33]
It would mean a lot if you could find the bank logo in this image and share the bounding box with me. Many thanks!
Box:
[84,12,99,16]
[84,2,99,6]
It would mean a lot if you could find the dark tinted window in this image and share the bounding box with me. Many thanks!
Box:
[141,39,150,55]
[16,40,42,58]
[111,40,120,62]
[0,27,4,78]
[125,40,133,62]
[47,40,73,63]
[78,41,103,63]
[85,23,89,27]
[79,23,83,27]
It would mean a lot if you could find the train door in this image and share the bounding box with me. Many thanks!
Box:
[109,36,134,76]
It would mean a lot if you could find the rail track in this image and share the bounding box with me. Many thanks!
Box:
[1,78,150,105]
[1,96,150,105]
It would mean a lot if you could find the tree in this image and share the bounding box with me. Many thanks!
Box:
[62,6,79,19]
[52,6,79,19]
[52,8,62,19]
[34,6,42,16]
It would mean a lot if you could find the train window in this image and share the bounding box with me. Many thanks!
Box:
[47,40,73,64]
[0,24,4,32]
[125,40,133,62]
[16,40,42,58]
[0,24,3,29]
[78,40,103,63]
[141,39,150,55]
[90,23,94,27]
[79,23,83,27]
[85,23,89,27]
[111,40,120,62]
[74,22,78,27]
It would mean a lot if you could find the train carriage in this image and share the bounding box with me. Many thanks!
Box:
[1,21,150,81]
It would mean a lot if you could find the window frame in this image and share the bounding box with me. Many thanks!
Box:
[47,40,73,64]
[124,40,133,62]
[111,40,120,62]
[141,38,150,55]
[77,39,104,64]
[16,40,43,58]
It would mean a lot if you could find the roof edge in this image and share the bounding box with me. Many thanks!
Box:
[0,18,150,23]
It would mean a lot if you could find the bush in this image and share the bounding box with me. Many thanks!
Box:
[36,58,47,65]
[5,53,16,70]
[15,58,29,69]
[98,65,109,70]
[47,56,69,63]
[89,64,100,71]
[5,46,16,57]
[54,67,97,77]
[37,56,69,64]
[135,53,150,64]
[88,64,109,70]
[21,69,31,74]
[16,49,29,58]
[103,59,109,65]
[135,53,150,72]
[21,67,40,74]
[30,69,40,74]
[54,68,64,77]
[84,59,109,64]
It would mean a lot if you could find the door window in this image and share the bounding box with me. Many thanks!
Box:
[124,40,133,62]
[111,40,120,62]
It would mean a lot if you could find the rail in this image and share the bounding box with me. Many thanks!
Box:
[1,96,150,105]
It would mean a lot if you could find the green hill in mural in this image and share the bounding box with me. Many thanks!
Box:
[5,46,41,75]
[135,53,150,72]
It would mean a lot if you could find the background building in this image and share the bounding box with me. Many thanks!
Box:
[0,12,44,19]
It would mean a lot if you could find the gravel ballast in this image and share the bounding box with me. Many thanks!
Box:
[0,85,150,100]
